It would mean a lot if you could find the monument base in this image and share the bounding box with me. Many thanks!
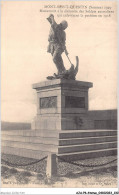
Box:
[1,79,117,177]
[32,79,93,130]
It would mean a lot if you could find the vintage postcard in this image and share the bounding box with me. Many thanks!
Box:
[1,0,118,192]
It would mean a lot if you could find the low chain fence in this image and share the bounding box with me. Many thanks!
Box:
[1,156,48,167]
[56,155,117,168]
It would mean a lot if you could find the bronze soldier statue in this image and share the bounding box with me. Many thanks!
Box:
[47,14,68,75]
[47,14,79,80]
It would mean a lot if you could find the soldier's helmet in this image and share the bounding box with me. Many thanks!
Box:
[60,20,68,30]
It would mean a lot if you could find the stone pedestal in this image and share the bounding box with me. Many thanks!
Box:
[2,79,117,178]
[32,79,93,130]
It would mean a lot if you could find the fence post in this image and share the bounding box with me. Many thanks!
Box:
[46,153,57,177]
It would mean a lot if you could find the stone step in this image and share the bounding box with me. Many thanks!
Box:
[1,130,59,138]
[2,140,117,155]
[2,146,117,161]
[2,134,59,145]
[2,130,117,139]
[58,141,117,154]
[2,130,32,134]
[57,148,117,161]
[2,146,48,160]
[2,134,117,146]
[2,140,58,153]
[59,130,117,139]
[59,136,117,146]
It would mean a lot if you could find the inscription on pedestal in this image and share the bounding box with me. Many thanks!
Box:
[40,96,57,109]
[65,96,85,108]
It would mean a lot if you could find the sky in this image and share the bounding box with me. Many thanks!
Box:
[1,1,117,122]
